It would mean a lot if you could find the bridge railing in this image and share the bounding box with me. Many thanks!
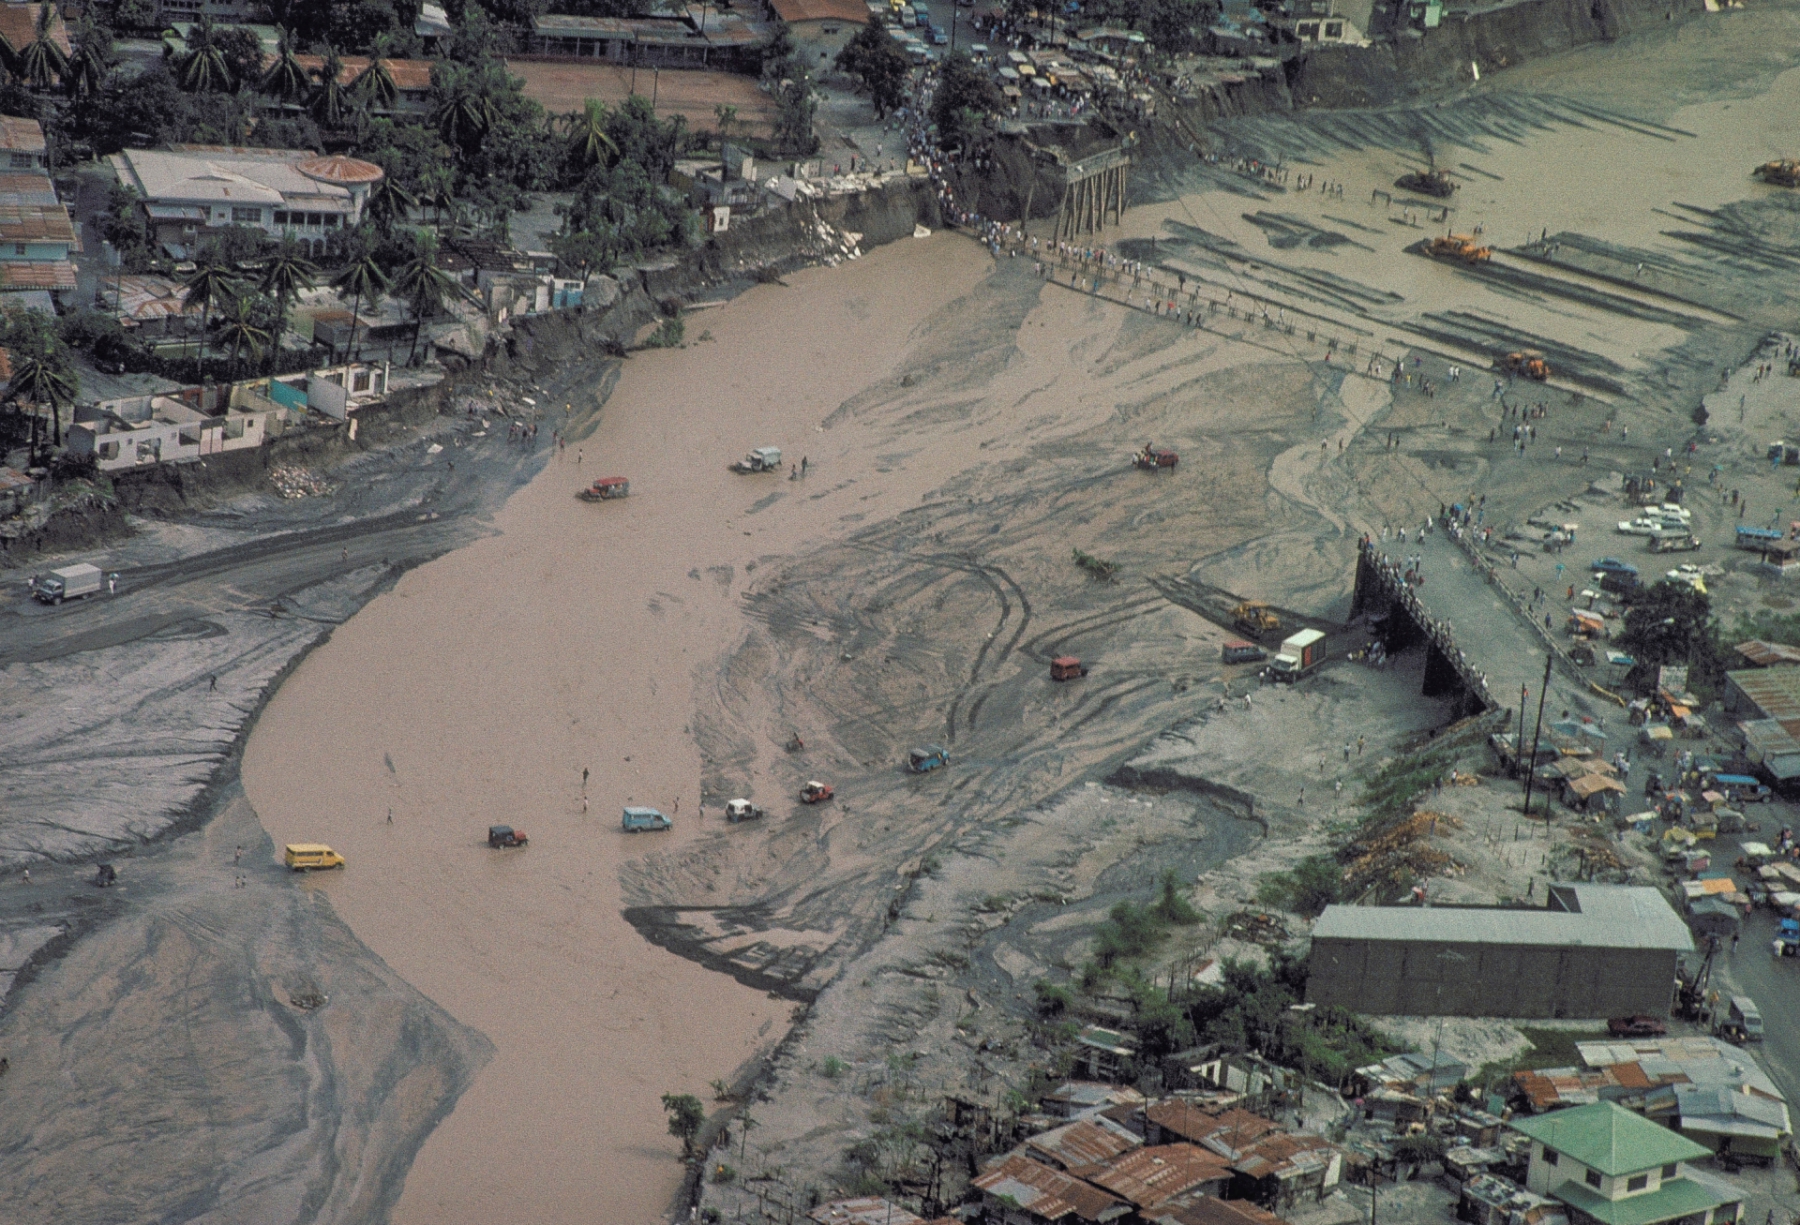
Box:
[1357,538,1497,713]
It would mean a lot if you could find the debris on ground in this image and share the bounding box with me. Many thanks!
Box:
[1223,910,1290,944]
[269,465,334,499]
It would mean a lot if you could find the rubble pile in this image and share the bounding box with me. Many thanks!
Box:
[269,464,334,499]
[1222,910,1289,945]
[1342,810,1466,894]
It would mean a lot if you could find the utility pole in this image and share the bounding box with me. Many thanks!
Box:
[1515,685,1528,778]
[1520,653,1553,824]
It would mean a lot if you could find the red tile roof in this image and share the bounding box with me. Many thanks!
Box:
[291,54,436,93]
[1084,1144,1232,1208]
[0,5,71,59]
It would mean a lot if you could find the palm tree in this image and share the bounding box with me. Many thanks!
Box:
[217,294,271,381]
[64,19,113,102]
[309,47,349,129]
[176,15,232,94]
[420,171,458,240]
[353,34,399,113]
[432,63,498,152]
[363,174,418,235]
[565,98,617,170]
[329,253,390,364]
[179,258,242,364]
[393,232,456,365]
[8,354,76,454]
[261,29,310,104]
[18,4,68,91]
[258,235,317,372]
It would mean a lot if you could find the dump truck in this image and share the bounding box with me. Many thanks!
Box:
[1232,600,1281,639]
[1133,444,1178,471]
[1754,159,1800,187]
[725,799,766,823]
[1050,656,1089,681]
[31,562,103,605]
[577,476,630,501]
[732,446,782,473]
[800,780,834,804]
[1500,350,1550,381]
[1267,629,1325,683]
[1425,234,1491,264]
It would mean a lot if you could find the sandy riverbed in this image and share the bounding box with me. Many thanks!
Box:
[239,235,999,1223]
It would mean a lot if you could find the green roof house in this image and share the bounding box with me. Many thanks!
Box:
[1510,1103,1744,1225]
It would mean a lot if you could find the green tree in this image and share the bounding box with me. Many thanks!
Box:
[565,97,618,171]
[258,234,318,371]
[363,173,419,234]
[771,74,817,156]
[179,258,243,362]
[64,19,114,102]
[330,250,391,363]
[432,60,500,153]
[18,3,68,91]
[835,20,909,119]
[309,48,351,129]
[6,353,75,453]
[660,1092,706,1160]
[352,36,400,112]
[1619,581,1719,686]
[99,182,150,268]
[261,29,311,103]
[392,231,455,364]
[176,16,234,94]
[931,53,1001,150]
[713,101,738,178]
[217,292,271,379]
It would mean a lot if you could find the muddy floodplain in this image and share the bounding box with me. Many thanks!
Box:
[9,6,1800,1223]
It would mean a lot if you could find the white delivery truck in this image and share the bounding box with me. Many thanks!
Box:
[1267,629,1325,683]
[32,563,103,605]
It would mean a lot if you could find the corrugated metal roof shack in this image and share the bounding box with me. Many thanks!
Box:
[1305,885,1693,1018]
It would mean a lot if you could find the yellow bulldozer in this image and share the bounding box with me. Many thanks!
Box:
[1425,234,1492,264]
[1500,349,1551,381]
[1754,159,1800,187]
[1232,600,1281,639]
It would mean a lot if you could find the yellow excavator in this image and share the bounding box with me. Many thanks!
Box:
[1425,233,1492,264]
[1501,349,1551,381]
[1232,600,1281,639]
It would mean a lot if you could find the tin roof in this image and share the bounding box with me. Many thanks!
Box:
[1228,1132,1339,1181]
[0,172,56,206]
[1312,886,1692,952]
[0,260,74,290]
[973,1154,1127,1223]
[1734,640,1800,667]
[767,0,874,24]
[1025,1117,1141,1170]
[1083,1144,1231,1207]
[1510,1101,1708,1175]
[1146,1102,1280,1148]
[1155,1197,1288,1225]
[0,202,74,243]
[1728,667,1800,720]
[0,114,44,154]
[810,1198,928,1225]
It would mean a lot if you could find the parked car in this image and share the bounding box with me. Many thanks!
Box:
[725,799,766,823]
[1607,1014,1667,1037]
[1222,640,1268,664]
[487,824,528,848]
[1591,557,1639,577]
[908,744,951,773]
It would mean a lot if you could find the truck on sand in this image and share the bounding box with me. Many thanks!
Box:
[31,563,103,604]
[1266,629,1325,683]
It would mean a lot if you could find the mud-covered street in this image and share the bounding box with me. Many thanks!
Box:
[8,2,1800,1221]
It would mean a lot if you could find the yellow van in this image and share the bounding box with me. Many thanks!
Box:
[284,843,346,871]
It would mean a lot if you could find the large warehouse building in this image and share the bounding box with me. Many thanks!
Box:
[1306,884,1692,1018]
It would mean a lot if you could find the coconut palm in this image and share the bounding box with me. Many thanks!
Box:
[363,174,418,235]
[714,102,739,179]
[353,34,399,113]
[176,15,232,94]
[565,98,618,170]
[329,252,390,364]
[261,29,309,103]
[392,232,456,366]
[18,4,68,90]
[64,19,113,101]
[179,258,242,363]
[258,235,317,372]
[8,354,76,452]
[308,47,349,129]
[217,294,271,380]
[432,63,498,152]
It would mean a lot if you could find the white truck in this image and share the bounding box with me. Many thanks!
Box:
[32,563,103,605]
[1267,629,1325,683]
